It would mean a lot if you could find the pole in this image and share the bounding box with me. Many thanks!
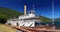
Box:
[52,0,55,29]
[52,0,54,25]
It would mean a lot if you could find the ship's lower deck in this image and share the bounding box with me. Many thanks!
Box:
[6,21,41,27]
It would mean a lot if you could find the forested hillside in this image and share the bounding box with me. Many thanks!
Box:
[39,16,52,22]
[0,7,23,19]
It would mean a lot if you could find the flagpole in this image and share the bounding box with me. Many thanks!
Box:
[52,0,55,29]
[52,0,54,25]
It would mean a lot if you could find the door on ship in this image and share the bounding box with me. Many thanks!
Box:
[17,23,18,26]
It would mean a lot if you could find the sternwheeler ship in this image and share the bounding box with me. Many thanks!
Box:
[6,5,41,27]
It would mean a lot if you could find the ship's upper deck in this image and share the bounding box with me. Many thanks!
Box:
[18,13,35,19]
[18,10,36,19]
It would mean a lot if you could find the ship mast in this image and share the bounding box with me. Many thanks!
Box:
[32,4,35,14]
[33,4,34,11]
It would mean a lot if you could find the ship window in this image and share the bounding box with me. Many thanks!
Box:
[23,18,36,20]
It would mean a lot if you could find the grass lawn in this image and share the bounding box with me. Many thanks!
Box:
[0,24,16,32]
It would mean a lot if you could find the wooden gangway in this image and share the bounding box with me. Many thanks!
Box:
[11,26,60,32]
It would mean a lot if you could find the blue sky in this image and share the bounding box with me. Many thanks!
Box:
[0,0,60,18]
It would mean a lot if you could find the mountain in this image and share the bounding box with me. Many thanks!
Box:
[55,18,60,21]
[0,7,23,19]
[39,16,52,22]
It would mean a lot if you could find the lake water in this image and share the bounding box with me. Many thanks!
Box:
[41,21,60,26]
